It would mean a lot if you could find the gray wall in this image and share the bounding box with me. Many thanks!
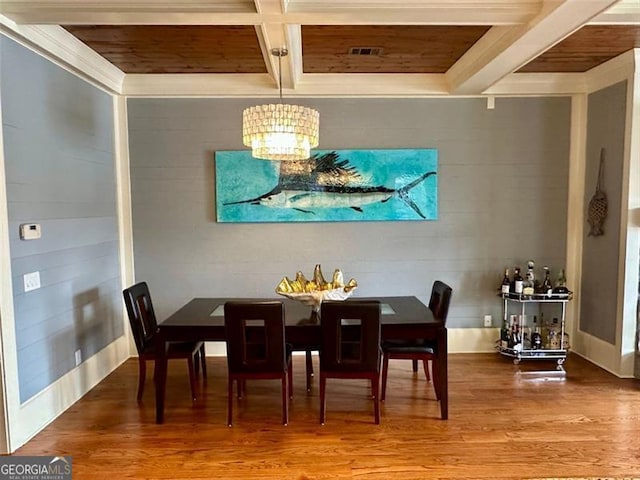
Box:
[580,81,628,344]
[1,36,123,403]
[127,96,571,328]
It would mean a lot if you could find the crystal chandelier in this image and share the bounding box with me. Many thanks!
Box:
[242,48,319,161]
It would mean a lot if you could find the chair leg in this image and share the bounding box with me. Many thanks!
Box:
[380,352,390,402]
[200,344,207,378]
[227,377,234,426]
[238,380,245,399]
[305,350,313,392]
[412,359,419,373]
[281,376,289,426]
[432,359,440,400]
[423,359,431,382]
[288,362,294,399]
[187,356,197,401]
[137,358,146,402]
[372,375,380,425]
[319,374,327,425]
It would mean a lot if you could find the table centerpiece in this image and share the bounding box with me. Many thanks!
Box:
[275,264,357,312]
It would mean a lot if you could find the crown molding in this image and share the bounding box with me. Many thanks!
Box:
[0,17,125,94]
[122,73,275,96]
[584,49,637,93]
[122,73,451,97]
[484,73,586,96]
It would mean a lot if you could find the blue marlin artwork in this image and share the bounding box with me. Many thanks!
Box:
[215,149,438,223]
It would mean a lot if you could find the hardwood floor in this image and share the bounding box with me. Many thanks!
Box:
[14,353,640,479]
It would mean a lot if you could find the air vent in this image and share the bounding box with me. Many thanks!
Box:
[348,47,383,56]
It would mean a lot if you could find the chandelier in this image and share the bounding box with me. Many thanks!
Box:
[242,48,319,161]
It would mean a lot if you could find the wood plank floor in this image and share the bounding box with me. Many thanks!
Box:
[14,353,640,479]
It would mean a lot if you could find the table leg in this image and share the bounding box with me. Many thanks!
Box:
[155,332,168,424]
[437,327,448,420]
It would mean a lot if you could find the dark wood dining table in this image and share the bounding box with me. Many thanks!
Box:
[154,296,448,423]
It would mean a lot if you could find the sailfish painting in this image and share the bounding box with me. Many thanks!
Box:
[215,149,438,223]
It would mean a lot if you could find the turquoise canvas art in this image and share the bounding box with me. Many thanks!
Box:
[215,149,438,223]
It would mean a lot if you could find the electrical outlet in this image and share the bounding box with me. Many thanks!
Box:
[75,349,82,366]
[23,271,41,292]
[483,315,492,327]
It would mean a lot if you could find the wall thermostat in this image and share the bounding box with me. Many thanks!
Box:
[19,223,41,240]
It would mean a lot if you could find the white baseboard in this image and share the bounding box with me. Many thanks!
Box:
[199,328,500,357]
[571,330,634,378]
[448,327,499,353]
[8,336,130,452]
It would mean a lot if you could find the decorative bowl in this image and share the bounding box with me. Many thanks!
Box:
[277,287,356,312]
[275,264,357,312]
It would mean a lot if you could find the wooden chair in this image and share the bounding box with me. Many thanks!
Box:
[380,280,452,402]
[224,301,293,426]
[122,282,206,402]
[319,300,382,425]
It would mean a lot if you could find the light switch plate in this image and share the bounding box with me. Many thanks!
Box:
[24,271,41,292]
[19,223,41,240]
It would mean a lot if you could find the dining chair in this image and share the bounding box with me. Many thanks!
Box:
[224,301,293,426]
[122,281,206,402]
[319,300,382,425]
[380,280,452,402]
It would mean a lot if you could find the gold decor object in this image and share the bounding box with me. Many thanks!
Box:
[587,147,608,237]
[242,48,319,161]
[275,264,357,311]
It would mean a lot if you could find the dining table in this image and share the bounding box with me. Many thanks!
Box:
[154,296,447,423]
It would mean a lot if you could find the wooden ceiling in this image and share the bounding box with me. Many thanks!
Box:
[2,0,640,96]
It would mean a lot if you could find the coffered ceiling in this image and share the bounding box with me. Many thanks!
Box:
[1,0,639,96]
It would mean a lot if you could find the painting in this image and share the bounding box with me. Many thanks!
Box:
[215,149,438,223]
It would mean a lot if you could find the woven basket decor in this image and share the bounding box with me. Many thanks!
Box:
[587,147,608,237]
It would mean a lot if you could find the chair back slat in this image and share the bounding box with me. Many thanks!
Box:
[428,280,453,324]
[123,281,158,354]
[224,301,287,374]
[320,300,381,373]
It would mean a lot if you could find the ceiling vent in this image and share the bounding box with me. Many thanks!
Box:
[348,47,383,56]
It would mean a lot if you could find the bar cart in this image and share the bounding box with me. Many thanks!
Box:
[496,292,572,373]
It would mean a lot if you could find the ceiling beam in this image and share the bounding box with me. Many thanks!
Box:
[591,0,640,24]
[446,0,622,95]
[254,0,302,89]
[0,0,539,25]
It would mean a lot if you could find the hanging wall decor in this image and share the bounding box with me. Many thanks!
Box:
[215,149,438,223]
[587,147,608,237]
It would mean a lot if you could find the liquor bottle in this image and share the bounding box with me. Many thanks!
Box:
[523,260,535,296]
[540,266,553,297]
[500,268,511,295]
[539,311,548,345]
[552,268,570,296]
[500,318,510,349]
[513,267,524,295]
[547,317,561,349]
[530,316,542,350]
[507,315,517,348]
[511,319,522,351]
[522,317,531,350]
